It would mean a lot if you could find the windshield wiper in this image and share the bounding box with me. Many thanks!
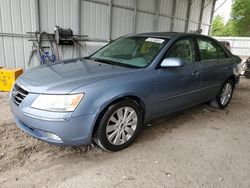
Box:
[91,58,118,65]
[89,57,140,69]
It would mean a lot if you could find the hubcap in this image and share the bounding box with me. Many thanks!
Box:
[106,107,138,145]
[220,83,233,106]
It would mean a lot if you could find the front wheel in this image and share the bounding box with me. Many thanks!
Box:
[93,99,142,151]
[210,79,234,109]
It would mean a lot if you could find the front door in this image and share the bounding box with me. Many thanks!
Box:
[153,37,202,116]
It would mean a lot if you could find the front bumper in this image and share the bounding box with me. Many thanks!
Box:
[10,98,97,146]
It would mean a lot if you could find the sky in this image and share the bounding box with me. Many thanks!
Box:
[214,0,233,22]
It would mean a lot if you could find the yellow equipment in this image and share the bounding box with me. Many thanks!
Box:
[0,68,23,91]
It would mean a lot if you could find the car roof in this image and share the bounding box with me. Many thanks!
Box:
[129,32,207,39]
[121,32,233,59]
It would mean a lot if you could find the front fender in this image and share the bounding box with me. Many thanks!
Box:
[71,73,154,119]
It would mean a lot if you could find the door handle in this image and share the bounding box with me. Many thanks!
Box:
[192,71,201,77]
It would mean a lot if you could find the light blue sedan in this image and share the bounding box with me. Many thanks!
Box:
[10,32,241,151]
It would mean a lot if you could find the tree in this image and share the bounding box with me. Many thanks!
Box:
[211,0,250,37]
[211,15,227,36]
[223,20,236,36]
[231,0,250,36]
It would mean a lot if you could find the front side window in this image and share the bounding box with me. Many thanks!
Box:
[197,38,227,61]
[166,38,196,63]
[91,36,168,68]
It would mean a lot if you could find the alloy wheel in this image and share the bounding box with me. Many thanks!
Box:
[220,83,233,106]
[106,107,138,145]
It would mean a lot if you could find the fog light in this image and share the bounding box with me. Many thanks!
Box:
[46,132,62,141]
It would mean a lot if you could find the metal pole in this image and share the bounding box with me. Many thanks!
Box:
[185,0,192,32]
[154,0,160,31]
[170,0,177,32]
[0,33,34,38]
[37,0,41,32]
[132,0,138,33]
[108,0,113,41]
[208,0,216,35]
[78,0,82,56]
[198,0,205,30]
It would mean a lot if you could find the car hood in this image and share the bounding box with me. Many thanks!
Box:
[16,58,141,94]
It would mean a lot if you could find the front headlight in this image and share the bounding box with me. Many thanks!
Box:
[31,94,84,112]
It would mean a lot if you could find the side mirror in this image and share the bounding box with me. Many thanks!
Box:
[160,58,184,68]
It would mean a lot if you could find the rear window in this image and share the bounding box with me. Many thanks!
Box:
[197,38,227,61]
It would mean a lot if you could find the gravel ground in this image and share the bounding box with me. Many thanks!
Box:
[0,79,249,188]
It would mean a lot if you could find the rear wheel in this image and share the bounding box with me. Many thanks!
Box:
[244,71,250,79]
[93,99,142,151]
[210,79,234,109]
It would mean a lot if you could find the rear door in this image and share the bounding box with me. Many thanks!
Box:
[196,38,230,100]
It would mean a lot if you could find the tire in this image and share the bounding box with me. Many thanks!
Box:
[244,71,250,79]
[93,99,143,152]
[210,79,234,109]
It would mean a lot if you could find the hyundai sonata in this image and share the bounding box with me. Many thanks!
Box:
[10,32,241,151]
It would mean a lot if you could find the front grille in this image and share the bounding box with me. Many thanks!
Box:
[12,84,29,106]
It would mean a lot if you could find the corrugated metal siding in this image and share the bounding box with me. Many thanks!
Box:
[0,0,38,70]
[0,0,215,70]
[39,0,80,59]
[12,0,25,69]
[202,0,213,24]
[159,0,173,16]
[158,16,171,32]
[188,21,199,32]
[138,0,155,13]
[113,0,134,8]
[136,12,155,32]
[200,0,213,34]
[81,1,109,40]
[214,37,250,57]
[112,7,133,39]
[0,2,6,67]
[175,0,188,19]
[173,0,188,32]
[132,0,156,33]
[200,24,209,34]
[174,20,186,32]
[189,0,201,23]
[1,0,16,68]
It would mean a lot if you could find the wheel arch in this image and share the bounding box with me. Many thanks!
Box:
[91,95,146,139]
[225,75,237,88]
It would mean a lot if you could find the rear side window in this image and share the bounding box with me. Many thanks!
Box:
[197,38,227,61]
[166,38,196,63]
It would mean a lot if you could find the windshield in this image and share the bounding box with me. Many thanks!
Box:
[90,36,168,68]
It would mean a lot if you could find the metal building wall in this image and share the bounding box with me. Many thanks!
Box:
[0,0,215,70]
[0,0,39,70]
[39,0,80,59]
[214,37,250,58]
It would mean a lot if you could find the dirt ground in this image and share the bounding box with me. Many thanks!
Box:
[0,79,249,188]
